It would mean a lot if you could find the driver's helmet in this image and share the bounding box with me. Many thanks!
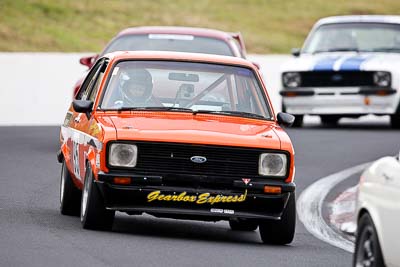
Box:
[120,69,153,106]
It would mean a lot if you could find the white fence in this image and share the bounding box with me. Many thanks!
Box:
[0,53,290,126]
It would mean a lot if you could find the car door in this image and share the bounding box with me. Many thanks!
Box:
[68,59,107,182]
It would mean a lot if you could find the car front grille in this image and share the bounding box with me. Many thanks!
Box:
[299,71,375,87]
[134,142,261,177]
[106,142,289,189]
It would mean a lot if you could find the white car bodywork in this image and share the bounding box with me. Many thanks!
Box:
[356,155,400,267]
[280,16,400,126]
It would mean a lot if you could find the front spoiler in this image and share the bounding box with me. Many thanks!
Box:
[95,178,295,221]
[280,86,400,115]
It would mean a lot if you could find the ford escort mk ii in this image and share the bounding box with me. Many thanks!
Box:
[280,15,400,128]
[58,51,296,244]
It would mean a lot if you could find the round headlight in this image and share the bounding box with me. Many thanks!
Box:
[109,143,137,167]
[259,153,287,176]
[373,71,391,87]
[282,72,301,88]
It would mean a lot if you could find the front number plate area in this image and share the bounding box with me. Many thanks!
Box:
[146,190,247,206]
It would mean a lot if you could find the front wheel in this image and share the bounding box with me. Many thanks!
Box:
[81,162,115,230]
[60,160,81,216]
[292,115,303,128]
[390,114,400,129]
[320,115,340,126]
[353,213,385,267]
[282,103,302,128]
[259,192,296,245]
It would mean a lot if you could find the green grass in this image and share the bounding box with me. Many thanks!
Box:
[1,0,400,53]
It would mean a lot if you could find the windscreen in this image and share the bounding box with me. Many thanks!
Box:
[100,61,271,119]
[102,34,234,56]
[303,23,400,53]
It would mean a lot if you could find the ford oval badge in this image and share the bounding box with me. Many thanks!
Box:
[331,74,343,82]
[190,156,207,164]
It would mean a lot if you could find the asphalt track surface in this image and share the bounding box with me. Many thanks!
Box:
[1,119,399,267]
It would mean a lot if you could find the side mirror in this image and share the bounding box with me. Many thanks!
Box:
[73,100,93,119]
[277,112,295,127]
[291,48,301,57]
[79,54,98,68]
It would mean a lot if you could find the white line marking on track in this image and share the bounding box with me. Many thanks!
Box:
[297,162,371,253]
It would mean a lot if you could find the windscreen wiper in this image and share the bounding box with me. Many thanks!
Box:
[313,48,359,54]
[115,106,193,112]
[112,107,267,119]
[328,48,359,52]
[192,110,266,119]
[369,47,400,53]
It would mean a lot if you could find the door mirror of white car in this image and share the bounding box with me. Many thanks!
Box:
[291,48,300,57]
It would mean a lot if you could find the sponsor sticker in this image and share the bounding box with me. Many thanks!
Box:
[148,34,194,41]
[210,208,234,214]
[112,67,119,76]
[242,178,251,185]
[147,190,247,205]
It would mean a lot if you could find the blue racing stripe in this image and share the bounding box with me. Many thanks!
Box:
[339,56,370,71]
[313,56,340,71]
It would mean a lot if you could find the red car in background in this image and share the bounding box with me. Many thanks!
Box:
[73,26,248,96]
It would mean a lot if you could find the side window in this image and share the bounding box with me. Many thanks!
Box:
[75,60,103,100]
[88,72,105,101]
[88,61,108,102]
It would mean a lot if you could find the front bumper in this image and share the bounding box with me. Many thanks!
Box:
[96,172,295,221]
[281,87,399,115]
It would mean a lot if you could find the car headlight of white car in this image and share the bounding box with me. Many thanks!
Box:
[259,153,287,176]
[282,72,301,88]
[108,143,138,167]
[373,71,391,87]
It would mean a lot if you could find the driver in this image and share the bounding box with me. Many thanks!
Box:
[116,68,158,107]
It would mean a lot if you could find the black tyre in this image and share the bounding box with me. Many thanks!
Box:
[60,160,81,216]
[259,192,296,245]
[229,219,258,231]
[353,213,385,267]
[81,162,115,230]
[292,115,303,128]
[390,114,400,129]
[320,115,340,126]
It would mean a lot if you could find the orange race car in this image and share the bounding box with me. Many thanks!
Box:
[58,51,296,245]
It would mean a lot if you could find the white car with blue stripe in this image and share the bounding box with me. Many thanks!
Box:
[280,15,400,128]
